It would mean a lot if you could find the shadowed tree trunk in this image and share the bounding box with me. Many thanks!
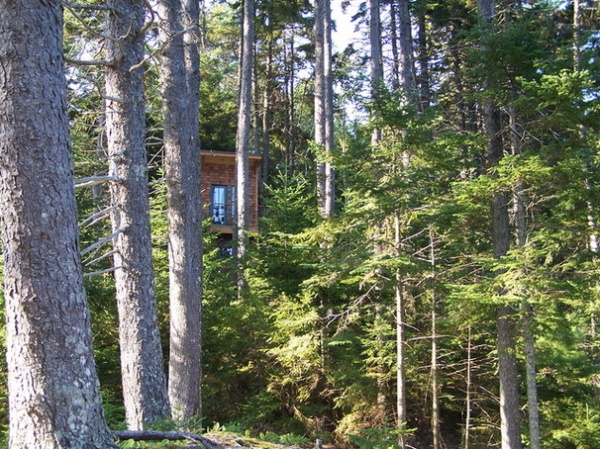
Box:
[476,1,523,447]
[158,0,203,422]
[0,2,117,447]
[105,0,171,429]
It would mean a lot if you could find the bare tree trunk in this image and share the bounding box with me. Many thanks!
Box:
[395,213,407,448]
[397,0,415,97]
[105,0,171,428]
[0,2,116,447]
[523,303,541,449]
[509,102,541,449]
[314,0,335,218]
[389,0,401,92]
[464,326,473,449]
[498,306,523,449]
[323,0,335,217]
[416,6,430,110]
[261,37,273,198]
[430,229,441,449]
[158,0,203,422]
[476,0,523,446]
[236,0,254,286]
[369,0,383,146]
[573,0,599,253]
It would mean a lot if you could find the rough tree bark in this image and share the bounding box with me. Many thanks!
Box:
[105,0,171,428]
[158,0,203,422]
[0,1,116,447]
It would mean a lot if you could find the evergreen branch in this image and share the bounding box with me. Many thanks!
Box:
[62,2,116,44]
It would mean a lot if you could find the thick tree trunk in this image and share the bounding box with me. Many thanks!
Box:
[0,2,116,447]
[158,0,203,422]
[105,0,171,428]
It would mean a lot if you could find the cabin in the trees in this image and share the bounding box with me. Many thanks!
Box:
[200,150,261,237]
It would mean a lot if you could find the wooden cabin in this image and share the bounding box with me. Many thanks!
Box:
[200,150,261,236]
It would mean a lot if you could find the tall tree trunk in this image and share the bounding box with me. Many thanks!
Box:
[430,229,441,449]
[323,0,335,217]
[369,0,383,146]
[236,0,254,286]
[158,0,203,422]
[395,213,407,448]
[105,0,171,428]
[416,6,430,110]
[261,37,273,198]
[390,0,401,92]
[509,102,541,449]
[464,326,473,449]
[397,0,415,97]
[0,2,116,447]
[573,0,599,253]
[315,0,335,218]
[477,1,522,447]
[523,303,541,449]
[497,306,522,449]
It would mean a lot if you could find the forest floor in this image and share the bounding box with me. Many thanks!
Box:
[114,431,317,449]
[202,432,307,449]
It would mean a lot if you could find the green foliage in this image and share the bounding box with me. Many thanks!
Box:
[347,424,415,449]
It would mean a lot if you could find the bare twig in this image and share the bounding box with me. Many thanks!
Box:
[83,266,120,278]
[75,175,118,189]
[79,206,114,229]
[83,249,117,267]
[80,228,124,256]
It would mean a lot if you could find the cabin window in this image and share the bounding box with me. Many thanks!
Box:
[211,185,235,225]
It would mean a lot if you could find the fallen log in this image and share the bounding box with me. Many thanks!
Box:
[113,430,223,449]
